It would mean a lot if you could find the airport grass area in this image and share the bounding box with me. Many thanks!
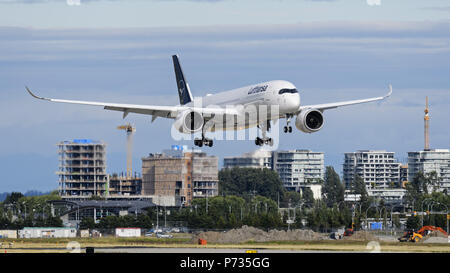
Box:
[1,236,449,253]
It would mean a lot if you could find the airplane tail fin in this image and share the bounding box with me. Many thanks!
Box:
[172,55,193,105]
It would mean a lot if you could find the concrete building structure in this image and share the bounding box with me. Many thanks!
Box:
[273,150,324,198]
[142,146,219,206]
[191,152,219,199]
[224,149,324,199]
[223,150,272,169]
[108,174,142,196]
[407,149,450,193]
[57,139,107,198]
[343,150,405,202]
[400,164,409,188]
[343,150,402,189]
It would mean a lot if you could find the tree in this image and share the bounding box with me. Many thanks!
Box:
[80,217,96,229]
[219,168,285,202]
[301,187,315,206]
[406,215,420,230]
[352,175,369,210]
[406,171,442,204]
[322,166,344,207]
[4,192,24,204]
[282,191,301,208]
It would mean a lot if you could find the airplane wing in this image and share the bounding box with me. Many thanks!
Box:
[297,84,392,112]
[26,87,238,121]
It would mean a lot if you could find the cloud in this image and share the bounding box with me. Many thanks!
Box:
[422,6,450,12]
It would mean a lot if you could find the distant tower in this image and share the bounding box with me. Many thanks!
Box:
[117,124,136,178]
[424,96,430,151]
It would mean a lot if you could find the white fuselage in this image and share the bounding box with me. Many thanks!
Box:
[184,80,300,131]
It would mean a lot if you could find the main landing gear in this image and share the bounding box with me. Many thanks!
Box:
[255,137,273,146]
[194,119,214,147]
[283,114,293,133]
[194,137,213,147]
[255,120,273,146]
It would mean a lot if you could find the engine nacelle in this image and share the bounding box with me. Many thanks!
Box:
[295,109,324,133]
[173,110,204,134]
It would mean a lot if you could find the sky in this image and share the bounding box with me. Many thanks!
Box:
[0,0,450,192]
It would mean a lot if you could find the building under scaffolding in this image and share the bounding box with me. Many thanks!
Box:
[57,139,108,198]
[142,146,219,206]
[108,174,142,196]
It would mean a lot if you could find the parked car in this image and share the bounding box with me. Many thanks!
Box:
[156,232,173,239]
[144,232,153,237]
[148,228,163,234]
[170,228,180,233]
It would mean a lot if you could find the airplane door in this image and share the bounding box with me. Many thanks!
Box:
[275,90,281,105]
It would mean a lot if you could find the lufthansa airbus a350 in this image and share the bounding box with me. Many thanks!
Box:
[27,55,392,147]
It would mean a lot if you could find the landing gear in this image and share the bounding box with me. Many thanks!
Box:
[195,137,213,147]
[255,120,274,146]
[194,119,214,147]
[283,126,292,133]
[255,137,273,146]
[284,114,293,133]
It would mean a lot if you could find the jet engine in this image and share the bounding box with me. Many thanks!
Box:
[173,110,204,134]
[295,109,324,133]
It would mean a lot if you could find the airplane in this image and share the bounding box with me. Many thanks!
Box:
[26,55,392,148]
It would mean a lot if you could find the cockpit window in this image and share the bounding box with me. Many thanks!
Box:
[278,88,298,95]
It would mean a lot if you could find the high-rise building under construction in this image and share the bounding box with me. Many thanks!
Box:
[57,139,108,198]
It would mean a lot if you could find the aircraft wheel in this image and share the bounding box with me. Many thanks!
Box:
[255,137,263,146]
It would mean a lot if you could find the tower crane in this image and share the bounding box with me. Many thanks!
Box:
[117,123,136,178]
[424,96,430,150]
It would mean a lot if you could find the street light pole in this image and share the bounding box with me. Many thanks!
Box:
[421,198,433,227]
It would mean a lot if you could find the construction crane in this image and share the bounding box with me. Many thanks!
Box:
[117,124,136,178]
[424,96,430,150]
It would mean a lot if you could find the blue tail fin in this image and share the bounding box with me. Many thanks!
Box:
[172,55,193,105]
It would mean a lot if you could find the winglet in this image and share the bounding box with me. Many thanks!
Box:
[25,86,48,101]
[385,84,393,98]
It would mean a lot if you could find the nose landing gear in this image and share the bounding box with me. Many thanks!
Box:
[283,126,292,133]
